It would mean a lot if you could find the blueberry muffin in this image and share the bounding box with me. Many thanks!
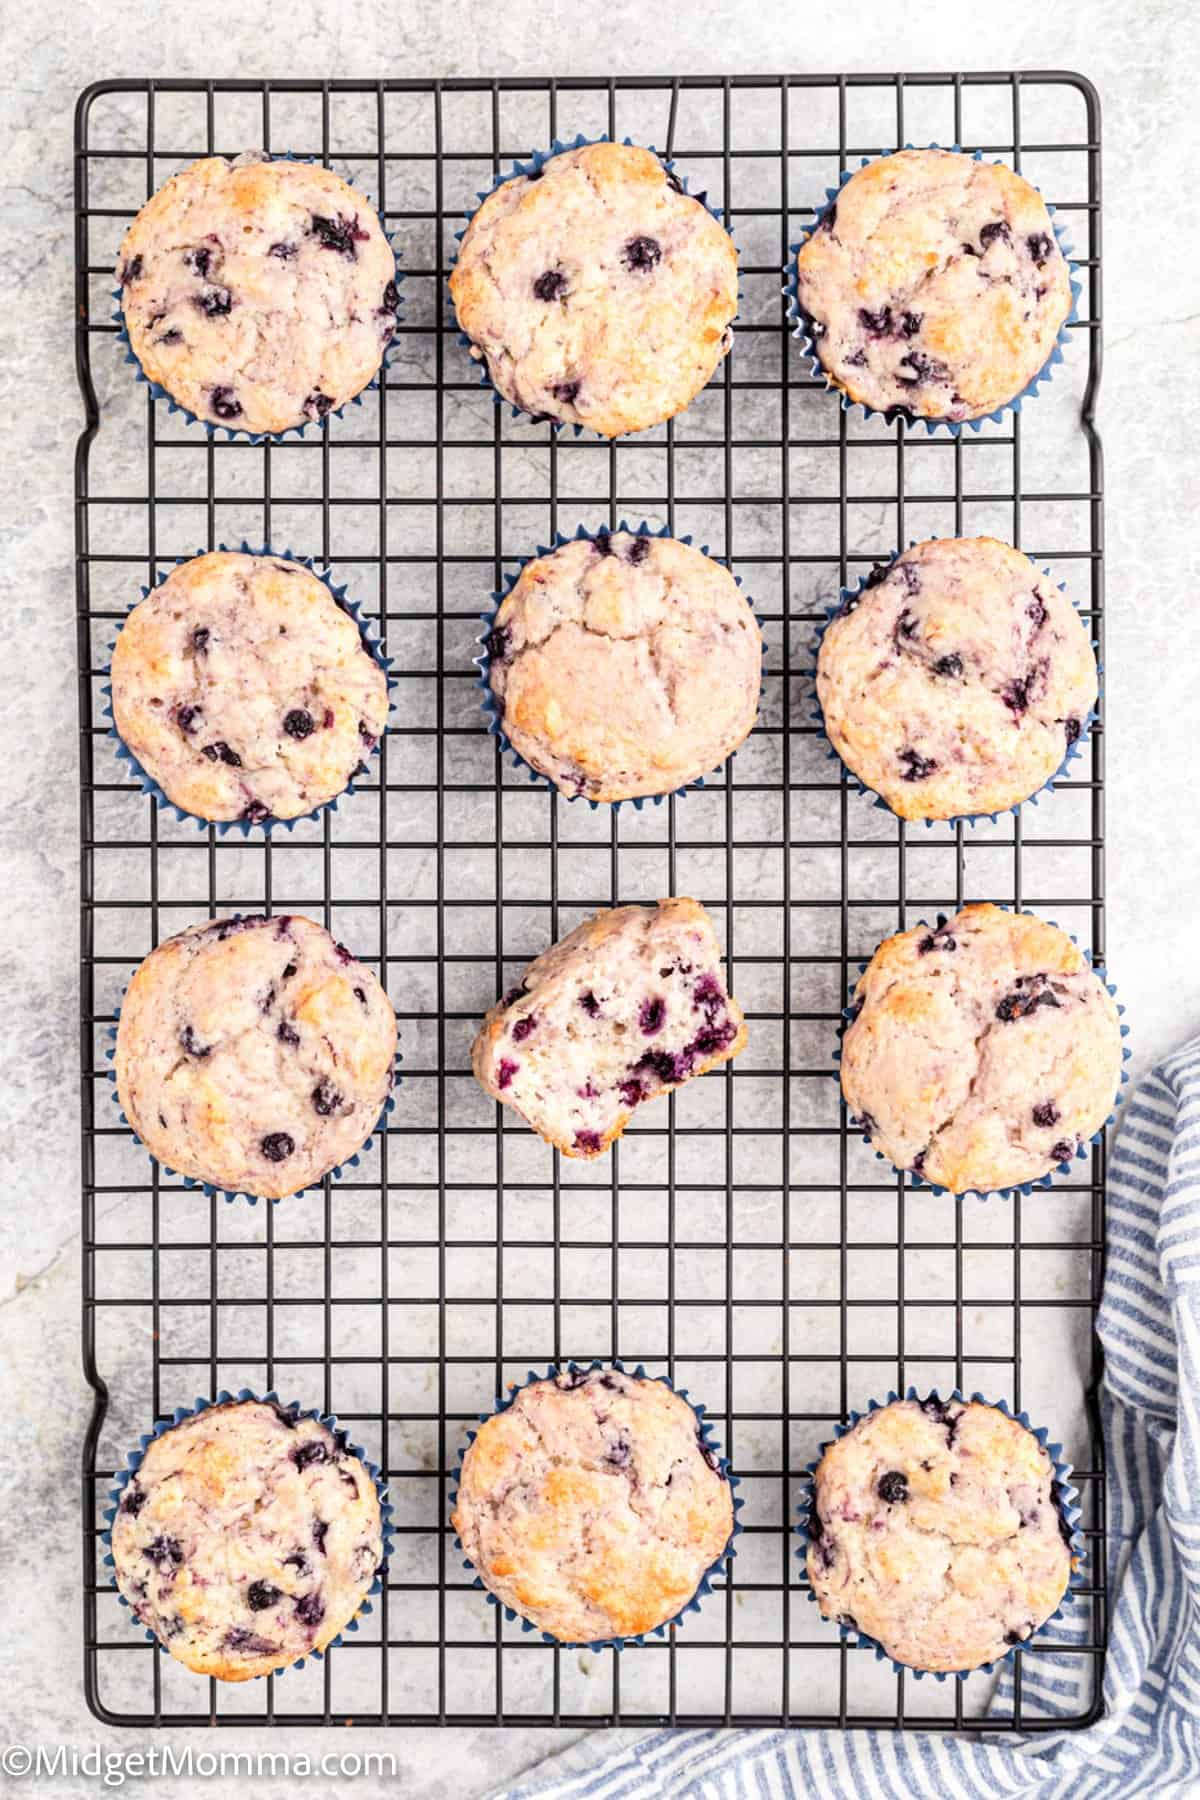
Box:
[450,141,738,436]
[807,1396,1073,1673]
[842,902,1122,1194]
[110,551,389,825]
[486,531,761,801]
[110,1398,383,1680]
[453,1366,734,1642]
[816,537,1096,821]
[117,153,400,435]
[115,914,396,1199]
[794,149,1072,422]
[472,898,745,1158]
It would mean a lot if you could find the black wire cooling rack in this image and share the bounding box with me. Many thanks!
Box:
[75,71,1106,1732]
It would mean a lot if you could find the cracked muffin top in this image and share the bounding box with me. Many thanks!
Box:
[117,153,399,435]
[450,141,738,436]
[115,913,396,1199]
[452,1366,735,1642]
[485,530,762,802]
[807,1396,1073,1673]
[816,537,1097,821]
[794,149,1072,422]
[110,550,389,825]
[841,902,1122,1194]
[110,1397,382,1681]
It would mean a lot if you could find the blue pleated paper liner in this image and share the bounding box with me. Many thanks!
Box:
[102,1388,395,1679]
[792,1388,1086,1680]
[836,904,1131,1200]
[448,134,739,438]
[450,1360,743,1651]
[104,925,400,1206]
[782,146,1081,435]
[102,541,394,837]
[807,540,1102,829]
[477,519,767,810]
[113,152,405,444]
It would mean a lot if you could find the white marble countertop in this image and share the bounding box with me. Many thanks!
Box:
[2,1,1198,1795]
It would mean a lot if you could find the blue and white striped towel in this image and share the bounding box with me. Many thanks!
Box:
[495,1046,1200,1797]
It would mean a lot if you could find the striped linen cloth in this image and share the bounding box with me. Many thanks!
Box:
[496,1046,1200,1797]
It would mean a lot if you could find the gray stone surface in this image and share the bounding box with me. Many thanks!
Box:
[2,2,1198,1795]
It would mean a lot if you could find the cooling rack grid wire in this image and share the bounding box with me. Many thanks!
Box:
[75,71,1106,1730]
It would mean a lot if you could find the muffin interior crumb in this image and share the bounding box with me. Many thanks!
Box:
[472,898,745,1157]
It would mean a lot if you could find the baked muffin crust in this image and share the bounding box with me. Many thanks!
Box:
[816,537,1096,821]
[117,154,399,435]
[111,551,389,825]
[115,913,396,1198]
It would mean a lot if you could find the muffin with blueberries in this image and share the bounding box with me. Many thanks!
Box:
[450,141,738,436]
[485,529,761,801]
[453,1365,735,1642]
[816,536,1096,821]
[115,913,396,1199]
[472,898,746,1159]
[110,550,389,827]
[806,1395,1074,1673]
[116,153,400,435]
[841,902,1122,1195]
[110,1397,383,1681]
[794,149,1072,423]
